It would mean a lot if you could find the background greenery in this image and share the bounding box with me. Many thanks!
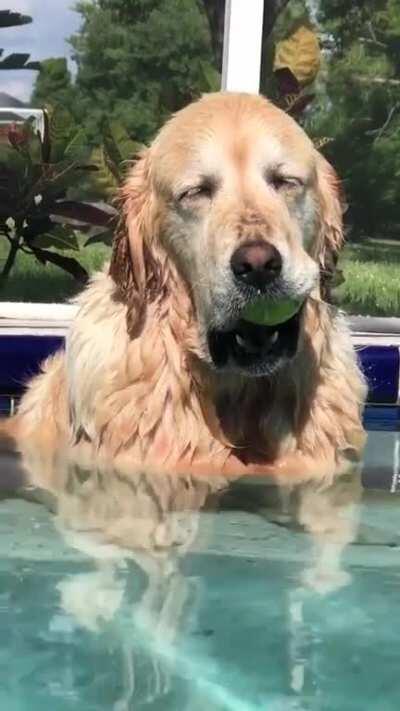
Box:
[2,0,400,314]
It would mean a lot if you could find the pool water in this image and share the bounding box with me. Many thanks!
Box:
[0,431,399,711]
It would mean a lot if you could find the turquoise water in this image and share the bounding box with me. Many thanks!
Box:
[1,431,400,710]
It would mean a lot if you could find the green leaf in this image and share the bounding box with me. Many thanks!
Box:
[51,200,115,226]
[90,146,120,196]
[32,226,80,251]
[85,229,113,246]
[49,104,73,142]
[109,121,143,157]
[47,104,76,162]
[101,119,123,172]
[64,128,90,161]
[102,119,142,179]
[31,245,88,283]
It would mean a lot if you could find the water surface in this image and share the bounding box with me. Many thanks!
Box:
[0,430,399,710]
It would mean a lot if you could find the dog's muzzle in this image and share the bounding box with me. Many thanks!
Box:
[207,305,303,377]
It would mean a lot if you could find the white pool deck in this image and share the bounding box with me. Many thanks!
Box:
[0,303,400,345]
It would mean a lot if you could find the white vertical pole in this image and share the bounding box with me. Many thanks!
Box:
[221,0,265,94]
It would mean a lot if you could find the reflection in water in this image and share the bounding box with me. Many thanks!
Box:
[2,439,363,710]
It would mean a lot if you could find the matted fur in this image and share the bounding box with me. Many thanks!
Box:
[3,93,366,487]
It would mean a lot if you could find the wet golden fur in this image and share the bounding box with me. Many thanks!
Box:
[3,93,366,486]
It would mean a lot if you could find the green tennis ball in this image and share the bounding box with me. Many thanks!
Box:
[241,297,302,326]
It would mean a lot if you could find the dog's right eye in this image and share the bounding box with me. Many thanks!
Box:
[178,182,214,202]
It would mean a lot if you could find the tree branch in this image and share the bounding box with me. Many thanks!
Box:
[365,103,398,141]
[0,238,19,288]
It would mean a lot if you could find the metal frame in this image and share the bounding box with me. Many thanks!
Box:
[221,0,265,93]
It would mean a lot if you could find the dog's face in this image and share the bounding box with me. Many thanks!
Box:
[114,93,343,377]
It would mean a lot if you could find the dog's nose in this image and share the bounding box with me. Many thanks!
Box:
[230,240,282,290]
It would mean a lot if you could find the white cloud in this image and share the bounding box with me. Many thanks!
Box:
[0,1,34,12]
[0,0,81,103]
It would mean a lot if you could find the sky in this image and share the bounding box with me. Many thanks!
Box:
[0,0,82,103]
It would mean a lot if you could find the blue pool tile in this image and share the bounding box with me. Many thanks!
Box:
[357,346,399,404]
[0,337,399,424]
[363,405,400,432]
[0,335,64,393]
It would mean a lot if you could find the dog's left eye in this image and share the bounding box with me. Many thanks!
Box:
[178,182,214,201]
[270,174,303,191]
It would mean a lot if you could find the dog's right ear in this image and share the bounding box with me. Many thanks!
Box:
[110,150,165,335]
[110,150,151,301]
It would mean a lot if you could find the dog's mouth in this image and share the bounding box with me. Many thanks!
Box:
[207,307,302,376]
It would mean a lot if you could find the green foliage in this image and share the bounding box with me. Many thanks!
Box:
[68,0,218,144]
[32,58,75,109]
[303,0,400,238]
[90,119,144,199]
[260,0,400,242]
[337,241,400,315]
[19,0,400,312]
[0,111,115,288]
[0,236,109,302]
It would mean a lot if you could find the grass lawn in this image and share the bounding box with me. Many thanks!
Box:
[0,237,399,317]
[336,239,400,316]
[0,241,110,302]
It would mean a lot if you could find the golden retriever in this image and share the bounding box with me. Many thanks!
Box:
[3,92,366,484]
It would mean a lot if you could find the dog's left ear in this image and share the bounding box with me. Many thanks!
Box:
[314,153,346,298]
